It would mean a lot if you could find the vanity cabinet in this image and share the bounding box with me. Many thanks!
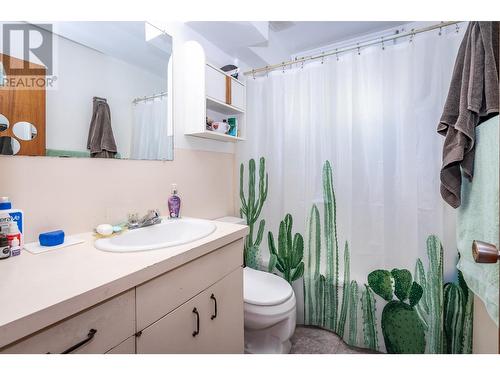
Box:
[0,239,244,354]
[136,268,243,354]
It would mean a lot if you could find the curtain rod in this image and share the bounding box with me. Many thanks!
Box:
[244,21,463,76]
[132,91,168,104]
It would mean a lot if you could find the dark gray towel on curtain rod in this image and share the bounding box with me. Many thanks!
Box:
[437,21,499,208]
[87,98,118,158]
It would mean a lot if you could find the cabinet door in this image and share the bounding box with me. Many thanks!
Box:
[204,267,244,353]
[136,268,243,354]
[205,64,226,103]
[231,80,246,111]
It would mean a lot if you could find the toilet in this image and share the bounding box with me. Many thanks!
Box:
[243,267,297,354]
[216,217,297,354]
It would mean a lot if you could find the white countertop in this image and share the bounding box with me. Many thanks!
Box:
[0,219,248,348]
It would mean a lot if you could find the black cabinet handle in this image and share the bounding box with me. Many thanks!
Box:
[58,329,97,354]
[210,294,218,320]
[192,308,200,337]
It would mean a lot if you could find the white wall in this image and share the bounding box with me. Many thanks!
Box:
[46,34,167,158]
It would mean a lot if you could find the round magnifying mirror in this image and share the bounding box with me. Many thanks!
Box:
[13,121,37,141]
[0,114,9,132]
[0,136,21,155]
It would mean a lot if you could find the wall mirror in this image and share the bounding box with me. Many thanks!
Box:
[0,21,173,160]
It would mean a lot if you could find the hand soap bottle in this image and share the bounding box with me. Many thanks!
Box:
[168,184,181,219]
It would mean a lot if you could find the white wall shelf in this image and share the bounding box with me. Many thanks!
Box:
[186,130,245,143]
[179,41,246,144]
[206,96,245,115]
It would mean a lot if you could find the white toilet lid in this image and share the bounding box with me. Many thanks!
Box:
[244,267,293,306]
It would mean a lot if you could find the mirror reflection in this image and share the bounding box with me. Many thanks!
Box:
[13,121,37,141]
[0,21,173,160]
[0,136,20,155]
[0,114,8,132]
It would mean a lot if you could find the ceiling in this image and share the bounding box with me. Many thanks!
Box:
[40,22,172,77]
[186,21,408,69]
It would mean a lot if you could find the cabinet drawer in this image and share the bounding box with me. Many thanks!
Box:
[0,290,135,354]
[136,239,243,331]
[231,80,245,110]
[136,267,243,354]
[106,336,136,354]
[205,64,226,103]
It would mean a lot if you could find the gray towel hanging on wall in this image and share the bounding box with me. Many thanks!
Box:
[87,97,118,158]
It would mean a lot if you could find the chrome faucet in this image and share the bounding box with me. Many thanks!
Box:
[127,209,162,230]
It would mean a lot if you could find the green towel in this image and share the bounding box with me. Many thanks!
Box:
[457,115,499,326]
[46,149,121,159]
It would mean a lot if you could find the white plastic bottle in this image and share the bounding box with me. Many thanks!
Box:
[0,197,24,254]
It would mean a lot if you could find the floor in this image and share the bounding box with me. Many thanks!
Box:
[290,326,378,354]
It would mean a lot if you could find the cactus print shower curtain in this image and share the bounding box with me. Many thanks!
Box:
[237,25,474,353]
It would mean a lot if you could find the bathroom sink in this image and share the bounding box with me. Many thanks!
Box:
[94,218,217,252]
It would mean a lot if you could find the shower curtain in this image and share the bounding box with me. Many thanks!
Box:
[237,25,472,353]
[131,95,172,160]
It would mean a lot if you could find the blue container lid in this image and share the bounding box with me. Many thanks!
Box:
[39,230,65,247]
[0,197,12,210]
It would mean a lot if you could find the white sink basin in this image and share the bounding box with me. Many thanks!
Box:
[94,218,217,252]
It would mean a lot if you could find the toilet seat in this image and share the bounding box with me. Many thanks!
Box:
[244,267,293,306]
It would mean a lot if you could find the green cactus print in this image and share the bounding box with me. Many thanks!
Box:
[361,284,379,351]
[268,213,305,284]
[337,241,350,338]
[368,267,425,353]
[323,161,339,331]
[239,157,268,269]
[443,283,464,353]
[425,235,444,353]
[303,161,353,335]
[304,204,321,325]
[347,280,359,346]
[240,157,474,354]
[382,301,426,353]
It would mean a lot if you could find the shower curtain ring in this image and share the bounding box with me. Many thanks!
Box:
[252,69,256,80]
[357,43,361,55]
[409,29,415,43]
[282,62,285,73]
[335,49,339,61]
[381,37,385,50]
[438,26,442,36]
[321,52,325,64]
[455,24,460,33]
